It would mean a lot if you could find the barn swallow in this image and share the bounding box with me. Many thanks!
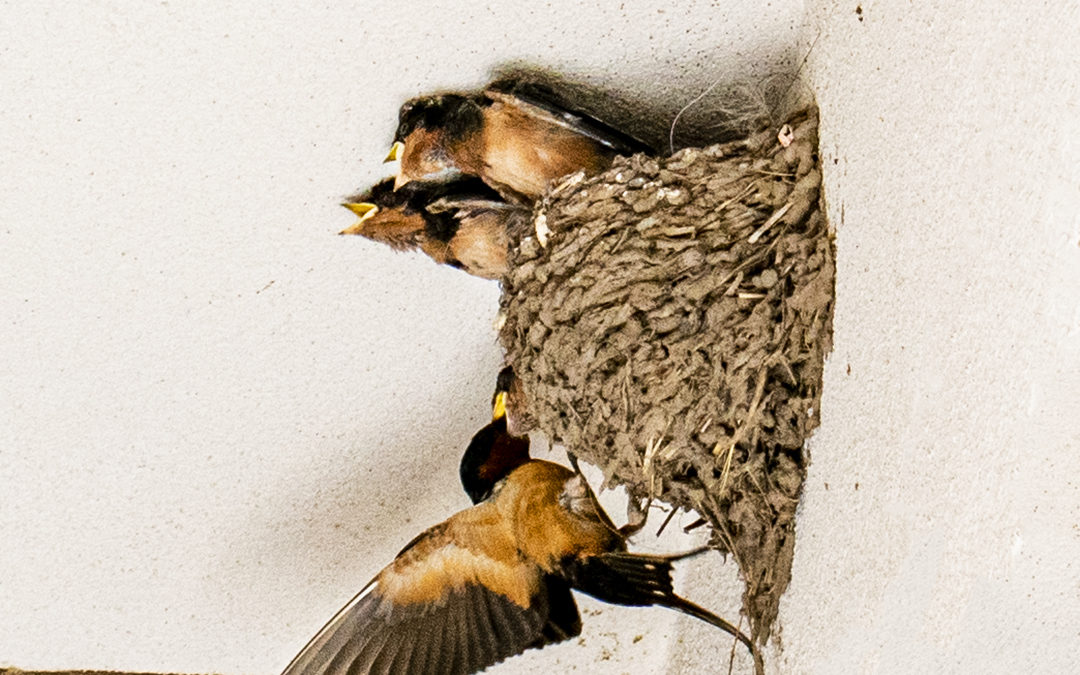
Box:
[387,79,655,202]
[475,363,534,438]
[458,366,531,503]
[281,370,761,675]
[340,177,528,279]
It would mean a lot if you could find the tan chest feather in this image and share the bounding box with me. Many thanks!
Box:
[450,214,509,278]
[481,106,608,199]
[495,462,621,570]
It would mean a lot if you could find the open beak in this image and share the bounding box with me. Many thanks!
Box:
[339,202,379,235]
[492,391,507,421]
[384,141,404,163]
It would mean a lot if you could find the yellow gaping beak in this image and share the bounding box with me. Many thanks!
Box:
[384,141,403,163]
[492,391,507,421]
[339,202,379,235]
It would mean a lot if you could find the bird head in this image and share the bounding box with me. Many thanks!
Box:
[387,94,483,189]
[460,366,531,504]
[339,177,427,248]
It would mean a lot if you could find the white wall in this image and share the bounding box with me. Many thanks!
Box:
[765,2,1080,674]
[5,2,1078,674]
[0,2,796,673]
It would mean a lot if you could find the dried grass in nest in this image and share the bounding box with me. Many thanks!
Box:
[498,109,833,644]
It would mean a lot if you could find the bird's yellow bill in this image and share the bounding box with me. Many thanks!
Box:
[393,172,411,191]
[384,141,403,163]
[340,202,379,234]
[492,392,507,421]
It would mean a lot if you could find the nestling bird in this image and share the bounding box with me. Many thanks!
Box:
[490,363,533,438]
[280,369,760,675]
[340,177,528,279]
[387,80,655,202]
[458,366,531,500]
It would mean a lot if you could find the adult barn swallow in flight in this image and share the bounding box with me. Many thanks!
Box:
[387,80,655,202]
[280,371,760,675]
[340,177,528,279]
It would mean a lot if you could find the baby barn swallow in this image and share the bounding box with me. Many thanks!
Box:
[281,370,760,675]
[388,80,655,202]
[340,177,527,279]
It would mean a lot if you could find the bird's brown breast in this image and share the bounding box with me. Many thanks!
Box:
[448,211,509,278]
[480,104,613,199]
[492,461,624,572]
[376,460,620,611]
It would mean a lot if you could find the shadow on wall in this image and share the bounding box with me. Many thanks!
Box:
[488,50,808,153]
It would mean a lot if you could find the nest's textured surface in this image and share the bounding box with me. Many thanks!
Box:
[499,110,832,642]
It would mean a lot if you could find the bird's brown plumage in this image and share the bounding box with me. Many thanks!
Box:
[392,81,654,203]
[280,459,612,675]
[340,177,525,278]
[429,196,515,278]
[472,92,620,200]
[281,368,760,675]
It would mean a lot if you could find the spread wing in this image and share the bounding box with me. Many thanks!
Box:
[281,508,581,675]
[483,80,654,157]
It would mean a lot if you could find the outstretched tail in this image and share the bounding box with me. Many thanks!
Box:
[658,591,763,674]
[565,548,762,673]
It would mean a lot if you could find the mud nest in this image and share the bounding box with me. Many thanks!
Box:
[498,109,833,643]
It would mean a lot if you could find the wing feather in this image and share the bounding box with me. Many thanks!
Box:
[470,588,501,665]
[412,602,445,675]
[386,616,421,675]
[282,582,380,675]
[365,624,404,675]
[483,81,654,156]
[461,590,491,671]
[445,596,472,675]
[281,508,557,675]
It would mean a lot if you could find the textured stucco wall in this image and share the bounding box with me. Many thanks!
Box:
[766,2,1080,674]
[0,2,795,674]
[4,1,1078,674]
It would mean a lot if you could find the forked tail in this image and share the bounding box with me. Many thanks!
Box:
[565,547,762,673]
